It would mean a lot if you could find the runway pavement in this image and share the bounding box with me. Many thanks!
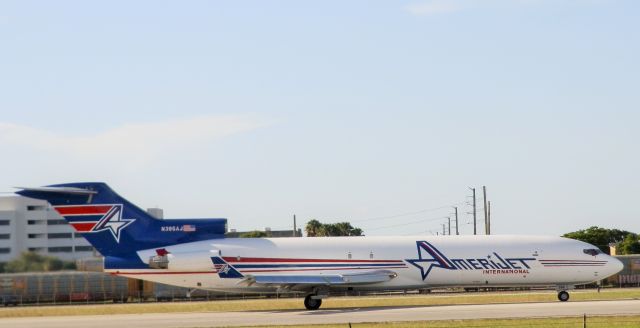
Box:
[2,300,639,328]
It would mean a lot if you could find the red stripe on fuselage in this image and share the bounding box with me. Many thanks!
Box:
[55,205,112,215]
[222,257,404,263]
[111,271,215,275]
[539,259,608,262]
[542,264,606,267]
[111,266,409,275]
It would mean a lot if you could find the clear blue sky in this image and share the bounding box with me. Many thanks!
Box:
[1,0,638,236]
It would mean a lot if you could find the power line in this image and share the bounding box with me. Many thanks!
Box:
[365,215,449,231]
[352,202,465,223]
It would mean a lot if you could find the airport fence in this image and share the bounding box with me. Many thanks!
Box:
[0,271,129,305]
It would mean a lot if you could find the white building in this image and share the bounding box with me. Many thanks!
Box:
[0,196,98,263]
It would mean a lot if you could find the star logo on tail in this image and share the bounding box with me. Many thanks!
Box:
[92,205,135,242]
[405,241,457,280]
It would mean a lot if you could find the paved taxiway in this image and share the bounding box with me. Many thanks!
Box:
[2,300,639,327]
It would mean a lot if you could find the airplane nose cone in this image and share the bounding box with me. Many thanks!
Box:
[610,256,624,275]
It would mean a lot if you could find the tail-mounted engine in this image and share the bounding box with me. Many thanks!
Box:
[144,248,220,271]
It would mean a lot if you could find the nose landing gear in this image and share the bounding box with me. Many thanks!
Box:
[555,285,573,302]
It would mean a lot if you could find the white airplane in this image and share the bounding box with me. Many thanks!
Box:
[17,183,623,310]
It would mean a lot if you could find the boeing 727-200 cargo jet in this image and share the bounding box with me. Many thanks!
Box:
[16,183,623,310]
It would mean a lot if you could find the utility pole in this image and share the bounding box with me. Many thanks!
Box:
[442,223,446,236]
[483,186,489,235]
[453,206,459,235]
[293,214,297,237]
[469,187,477,235]
[447,217,451,235]
[487,201,491,235]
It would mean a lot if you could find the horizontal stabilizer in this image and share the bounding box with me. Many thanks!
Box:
[16,186,97,195]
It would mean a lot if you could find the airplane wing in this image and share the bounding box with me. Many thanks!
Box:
[211,256,399,292]
[237,270,398,287]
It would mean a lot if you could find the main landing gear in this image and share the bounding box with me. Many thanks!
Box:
[304,294,323,310]
[557,290,570,302]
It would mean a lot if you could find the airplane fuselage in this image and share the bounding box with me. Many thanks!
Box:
[118,235,622,293]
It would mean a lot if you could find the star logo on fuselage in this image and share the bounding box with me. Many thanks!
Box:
[405,241,456,280]
[92,205,135,242]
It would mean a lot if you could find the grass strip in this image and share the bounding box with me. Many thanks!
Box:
[238,315,640,328]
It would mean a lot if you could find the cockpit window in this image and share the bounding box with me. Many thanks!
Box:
[583,249,601,256]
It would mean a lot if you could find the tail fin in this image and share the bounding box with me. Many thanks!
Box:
[16,182,227,269]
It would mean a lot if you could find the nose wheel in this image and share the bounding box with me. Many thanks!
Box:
[557,291,570,302]
[304,294,322,310]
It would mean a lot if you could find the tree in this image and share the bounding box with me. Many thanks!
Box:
[3,252,76,273]
[62,261,77,270]
[318,223,337,236]
[305,219,323,237]
[619,234,640,255]
[239,230,268,238]
[331,222,363,236]
[563,226,634,254]
[305,220,364,237]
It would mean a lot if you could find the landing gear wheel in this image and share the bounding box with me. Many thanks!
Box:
[304,295,322,310]
[558,291,570,302]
